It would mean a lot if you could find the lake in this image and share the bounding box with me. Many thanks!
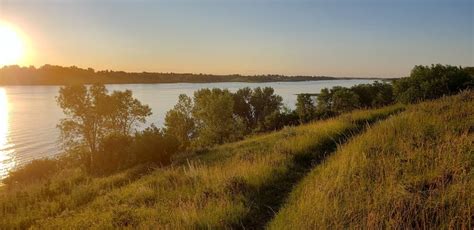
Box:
[0,79,374,178]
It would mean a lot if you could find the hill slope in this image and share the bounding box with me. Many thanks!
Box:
[268,91,473,229]
[1,104,403,228]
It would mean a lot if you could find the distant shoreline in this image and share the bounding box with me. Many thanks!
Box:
[0,64,395,86]
[0,78,389,86]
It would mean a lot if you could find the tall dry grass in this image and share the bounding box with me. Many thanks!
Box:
[268,91,473,229]
[0,105,403,229]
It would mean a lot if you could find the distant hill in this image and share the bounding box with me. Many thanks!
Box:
[0,64,385,85]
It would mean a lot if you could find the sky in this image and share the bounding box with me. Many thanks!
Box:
[0,0,472,77]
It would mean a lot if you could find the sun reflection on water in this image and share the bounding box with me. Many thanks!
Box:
[0,88,15,180]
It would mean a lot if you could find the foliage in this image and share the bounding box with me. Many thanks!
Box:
[129,126,179,166]
[350,81,394,107]
[263,107,299,131]
[3,159,58,185]
[465,66,474,77]
[57,84,152,173]
[295,94,316,123]
[192,88,245,148]
[164,87,285,151]
[316,81,394,117]
[164,94,195,151]
[250,87,283,131]
[393,64,472,103]
[92,127,179,175]
[57,84,110,154]
[232,87,254,130]
[108,90,153,135]
[269,91,473,229]
[331,87,360,113]
[93,134,133,174]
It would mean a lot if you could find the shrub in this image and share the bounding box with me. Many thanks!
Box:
[3,159,59,185]
[130,126,179,165]
[91,127,180,175]
[94,134,133,175]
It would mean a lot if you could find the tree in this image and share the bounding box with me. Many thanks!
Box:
[295,94,316,123]
[109,90,152,136]
[315,88,334,118]
[164,94,195,151]
[263,106,299,131]
[57,84,151,172]
[57,84,110,154]
[233,87,253,130]
[394,64,472,103]
[192,88,244,148]
[331,88,360,114]
[249,87,283,131]
[350,81,394,108]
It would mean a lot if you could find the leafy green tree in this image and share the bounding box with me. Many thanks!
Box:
[394,64,472,103]
[332,88,360,114]
[192,88,244,148]
[57,84,151,172]
[263,107,299,131]
[109,90,152,135]
[250,87,283,131]
[315,88,334,118]
[233,87,253,130]
[57,85,110,155]
[351,81,394,108]
[164,94,195,151]
[295,94,316,123]
[370,81,394,107]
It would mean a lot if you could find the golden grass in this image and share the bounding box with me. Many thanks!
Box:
[268,91,473,229]
[1,104,403,229]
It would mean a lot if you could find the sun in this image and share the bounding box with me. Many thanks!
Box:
[0,23,25,66]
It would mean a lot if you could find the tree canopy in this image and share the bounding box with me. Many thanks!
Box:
[393,64,472,103]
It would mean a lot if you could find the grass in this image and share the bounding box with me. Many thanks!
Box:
[268,91,473,229]
[0,104,403,229]
[0,165,155,229]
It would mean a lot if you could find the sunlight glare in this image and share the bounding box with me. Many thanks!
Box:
[0,22,25,66]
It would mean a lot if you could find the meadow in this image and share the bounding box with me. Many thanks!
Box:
[0,104,403,228]
[269,91,473,229]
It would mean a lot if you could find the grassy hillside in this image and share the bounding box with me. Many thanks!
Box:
[269,91,473,229]
[0,105,403,229]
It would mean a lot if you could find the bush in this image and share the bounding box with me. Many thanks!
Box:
[90,126,180,175]
[130,126,179,165]
[3,159,59,185]
[94,134,133,175]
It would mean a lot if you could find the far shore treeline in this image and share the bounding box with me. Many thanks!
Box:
[0,64,385,85]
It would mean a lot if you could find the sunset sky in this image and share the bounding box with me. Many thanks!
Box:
[0,0,472,77]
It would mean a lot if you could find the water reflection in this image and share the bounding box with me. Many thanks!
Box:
[0,88,15,179]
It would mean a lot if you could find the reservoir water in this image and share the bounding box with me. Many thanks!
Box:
[0,79,374,178]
